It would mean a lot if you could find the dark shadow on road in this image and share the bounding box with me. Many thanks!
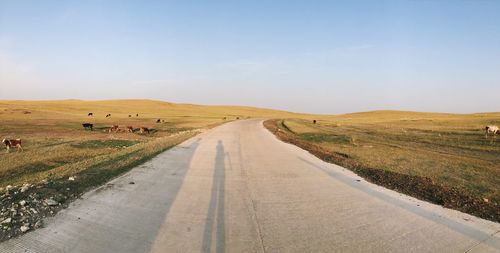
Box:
[202,140,226,253]
[298,157,500,250]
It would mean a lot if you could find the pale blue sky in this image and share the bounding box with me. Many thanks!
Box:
[1,1,499,114]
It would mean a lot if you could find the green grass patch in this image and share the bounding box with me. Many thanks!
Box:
[71,140,138,149]
[0,161,66,185]
[299,132,351,144]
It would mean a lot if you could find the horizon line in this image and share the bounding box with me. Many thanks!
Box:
[0,98,498,116]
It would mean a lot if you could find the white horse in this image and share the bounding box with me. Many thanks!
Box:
[485,125,499,138]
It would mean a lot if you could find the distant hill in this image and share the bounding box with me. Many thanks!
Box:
[0,99,305,119]
[0,99,497,123]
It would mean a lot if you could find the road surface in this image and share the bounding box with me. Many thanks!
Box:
[1,119,499,252]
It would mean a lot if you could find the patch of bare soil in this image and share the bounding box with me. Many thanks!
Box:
[0,180,76,241]
[264,119,500,223]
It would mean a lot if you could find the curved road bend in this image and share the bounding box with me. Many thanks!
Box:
[1,119,499,253]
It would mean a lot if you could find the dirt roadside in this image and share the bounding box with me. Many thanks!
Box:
[264,119,500,223]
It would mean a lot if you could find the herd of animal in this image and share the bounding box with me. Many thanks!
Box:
[106,125,150,134]
[2,112,161,153]
[2,116,500,153]
[82,112,157,134]
[81,123,151,134]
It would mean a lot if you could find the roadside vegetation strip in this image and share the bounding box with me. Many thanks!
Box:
[0,130,200,242]
[264,119,500,223]
[70,139,138,149]
[280,118,500,202]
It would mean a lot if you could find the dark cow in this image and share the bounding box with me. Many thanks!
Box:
[313,120,317,124]
[2,138,23,153]
[82,123,93,131]
[105,114,111,118]
[139,127,150,134]
[223,117,227,120]
[236,117,240,120]
[136,114,139,117]
[88,113,93,116]
[156,119,161,123]
[128,115,132,117]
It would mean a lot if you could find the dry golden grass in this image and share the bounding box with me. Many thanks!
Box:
[0,99,300,189]
[1,100,499,205]
[2,99,498,238]
[281,111,500,204]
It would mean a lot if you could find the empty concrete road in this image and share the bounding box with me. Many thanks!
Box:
[1,119,499,253]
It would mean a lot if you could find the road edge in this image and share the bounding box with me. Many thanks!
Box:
[263,119,500,223]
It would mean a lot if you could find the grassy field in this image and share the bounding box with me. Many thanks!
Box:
[264,111,500,220]
[0,99,304,240]
[0,99,301,189]
[1,102,498,204]
[0,100,499,237]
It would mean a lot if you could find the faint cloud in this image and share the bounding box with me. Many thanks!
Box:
[216,59,269,72]
[344,44,375,51]
[131,78,200,89]
[58,9,75,22]
[0,36,45,97]
[0,52,37,85]
[0,51,46,98]
[214,58,292,78]
[303,44,375,57]
[0,37,15,50]
[134,79,174,85]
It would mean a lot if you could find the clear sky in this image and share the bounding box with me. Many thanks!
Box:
[1,1,499,114]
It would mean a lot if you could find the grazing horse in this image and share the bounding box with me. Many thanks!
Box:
[2,139,23,153]
[82,123,93,131]
[88,113,93,116]
[126,126,134,133]
[139,127,150,134]
[485,125,499,138]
